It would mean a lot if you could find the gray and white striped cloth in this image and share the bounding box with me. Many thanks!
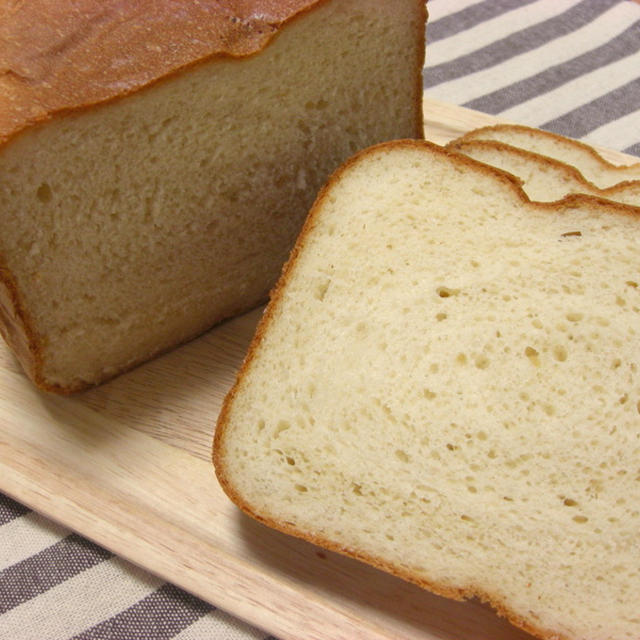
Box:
[425,0,640,155]
[2,1,639,638]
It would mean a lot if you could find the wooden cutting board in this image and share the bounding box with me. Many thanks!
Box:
[1,98,637,640]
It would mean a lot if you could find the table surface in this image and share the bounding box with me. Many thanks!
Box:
[2,1,640,639]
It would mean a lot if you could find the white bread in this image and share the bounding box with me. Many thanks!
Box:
[214,140,640,640]
[456,123,640,189]
[447,138,640,205]
[0,0,426,392]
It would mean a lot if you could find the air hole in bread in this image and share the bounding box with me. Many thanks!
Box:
[36,183,53,203]
[524,346,540,366]
[273,420,291,438]
[437,286,460,298]
[553,345,568,362]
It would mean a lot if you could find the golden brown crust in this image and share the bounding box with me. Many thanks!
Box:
[213,138,639,640]
[0,0,326,145]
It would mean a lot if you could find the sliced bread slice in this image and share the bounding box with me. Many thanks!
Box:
[214,139,640,640]
[455,123,640,189]
[447,138,640,205]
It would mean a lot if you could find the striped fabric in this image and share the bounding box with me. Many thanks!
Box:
[425,0,640,156]
[0,495,266,640]
[1,1,639,638]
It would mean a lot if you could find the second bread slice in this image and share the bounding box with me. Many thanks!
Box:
[447,138,640,206]
[454,123,640,189]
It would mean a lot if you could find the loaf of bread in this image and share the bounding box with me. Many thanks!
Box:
[455,123,640,189]
[0,0,426,392]
[214,140,640,640]
[448,138,640,205]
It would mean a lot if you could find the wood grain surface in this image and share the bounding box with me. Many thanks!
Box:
[1,98,638,640]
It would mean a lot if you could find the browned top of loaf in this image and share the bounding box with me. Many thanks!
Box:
[0,0,319,144]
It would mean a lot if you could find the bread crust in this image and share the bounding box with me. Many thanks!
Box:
[0,0,427,392]
[213,138,640,640]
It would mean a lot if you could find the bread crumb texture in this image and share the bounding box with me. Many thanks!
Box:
[217,142,640,640]
[0,0,424,391]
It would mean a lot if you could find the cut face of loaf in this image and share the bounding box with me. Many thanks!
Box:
[214,140,640,640]
[447,138,640,206]
[456,123,640,189]
[0,0,426,392]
